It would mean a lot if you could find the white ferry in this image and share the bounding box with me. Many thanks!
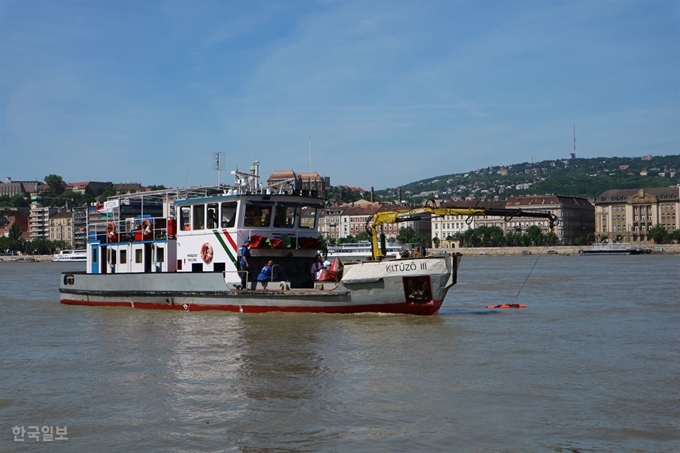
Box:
[59,161,558,315]
[52,250,87,262]
[325,242,405,261]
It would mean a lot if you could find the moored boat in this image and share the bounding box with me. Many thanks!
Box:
[325,242,405,262]
[59,161,558,315]
[578,243,650,255]
[52,250,87,262]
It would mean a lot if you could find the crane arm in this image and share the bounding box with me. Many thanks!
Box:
[367,206,558,260]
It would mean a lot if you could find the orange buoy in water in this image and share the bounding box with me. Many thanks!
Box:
[487,304,526,309]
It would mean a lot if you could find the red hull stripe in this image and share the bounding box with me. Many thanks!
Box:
[61,299,444,316]
[222,229,238,251]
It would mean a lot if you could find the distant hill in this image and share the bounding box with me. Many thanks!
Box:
[375,154,680,201]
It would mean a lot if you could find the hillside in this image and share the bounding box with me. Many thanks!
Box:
[376,154,680,201]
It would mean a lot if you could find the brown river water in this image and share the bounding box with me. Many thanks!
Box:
[1,254,678,452]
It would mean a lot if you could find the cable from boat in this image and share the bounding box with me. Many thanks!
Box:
[515,244,550,299]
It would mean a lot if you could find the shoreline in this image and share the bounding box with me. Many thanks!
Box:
[432,243,680,256]
[3,243,678,263]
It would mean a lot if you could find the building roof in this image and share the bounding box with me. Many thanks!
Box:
[113,183,145,192]
[596,187,679,202]
[297,172,322,181]
[341,205,381,216]
[268,170,296,182]
[50,211,73,220]
[442,199,505,209]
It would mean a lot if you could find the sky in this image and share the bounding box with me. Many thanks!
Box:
[1,0,678,190]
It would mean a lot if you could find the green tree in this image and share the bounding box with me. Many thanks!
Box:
[45,174,65,194]
[8,222,22,240]
[432,237,440,248]
[488,226,505,246]
[356,231,370,242]
[396,226,419,245]
[23,238,49,255]
[0,223,23,253]
[525,225,544,246]
[671,229,680,243]
[546,231,557,245]
[648,224,669,244]
[98,186,118,202]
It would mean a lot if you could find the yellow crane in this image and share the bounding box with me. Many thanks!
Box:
[367,206,559,260]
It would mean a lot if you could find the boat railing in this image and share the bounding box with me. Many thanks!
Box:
[88,215,174,243]
[241,229,319,251]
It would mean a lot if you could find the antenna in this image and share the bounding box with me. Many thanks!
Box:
[214,152,222,186]
[573,124,576,156]
[309,136,312,173]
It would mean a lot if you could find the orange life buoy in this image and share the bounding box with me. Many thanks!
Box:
[487,304,526,309]
[106,222,117,240]
[142,219,152,237]
[200,242,214,264]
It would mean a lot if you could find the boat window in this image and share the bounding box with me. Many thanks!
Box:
[193,205,205,230]
[221,202,237,228]
[207,204,218,229]
[156,246,164,263]
[135,249,143,264]
[299,206,317,229]
[120,249,127,264]
[180,206,191,231]
[273,204,296,228]
[244,203,271,227]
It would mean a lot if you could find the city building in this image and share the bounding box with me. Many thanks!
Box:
[319,205,344,242]
[339,203,380,239]
[64,181,113,195]
[505,195,594,245]
[267,170,326,195]
[72,206,88,249]
[594,187,679,243]
[49,211,74,247]
[0,178,34,198]
[0,213,29,239]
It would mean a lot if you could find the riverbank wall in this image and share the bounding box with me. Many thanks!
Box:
[432,243,680,256]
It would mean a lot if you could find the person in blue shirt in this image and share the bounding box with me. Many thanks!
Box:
[257,260,274,288]
[238,240,251,290]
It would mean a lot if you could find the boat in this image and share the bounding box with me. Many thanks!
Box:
[578,243,650,255]
[325,242,405,262]
[52,250,87,262]
[59,161,558,316]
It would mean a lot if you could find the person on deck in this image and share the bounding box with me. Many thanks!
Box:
[311,254,324,281]
[256,260,275,288]
[317,260,332,281]
[238,240,251,289]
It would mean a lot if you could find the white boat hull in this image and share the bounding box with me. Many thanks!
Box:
[60,255,460,315]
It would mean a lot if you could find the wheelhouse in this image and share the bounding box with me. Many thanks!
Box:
[84,163,325,289]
